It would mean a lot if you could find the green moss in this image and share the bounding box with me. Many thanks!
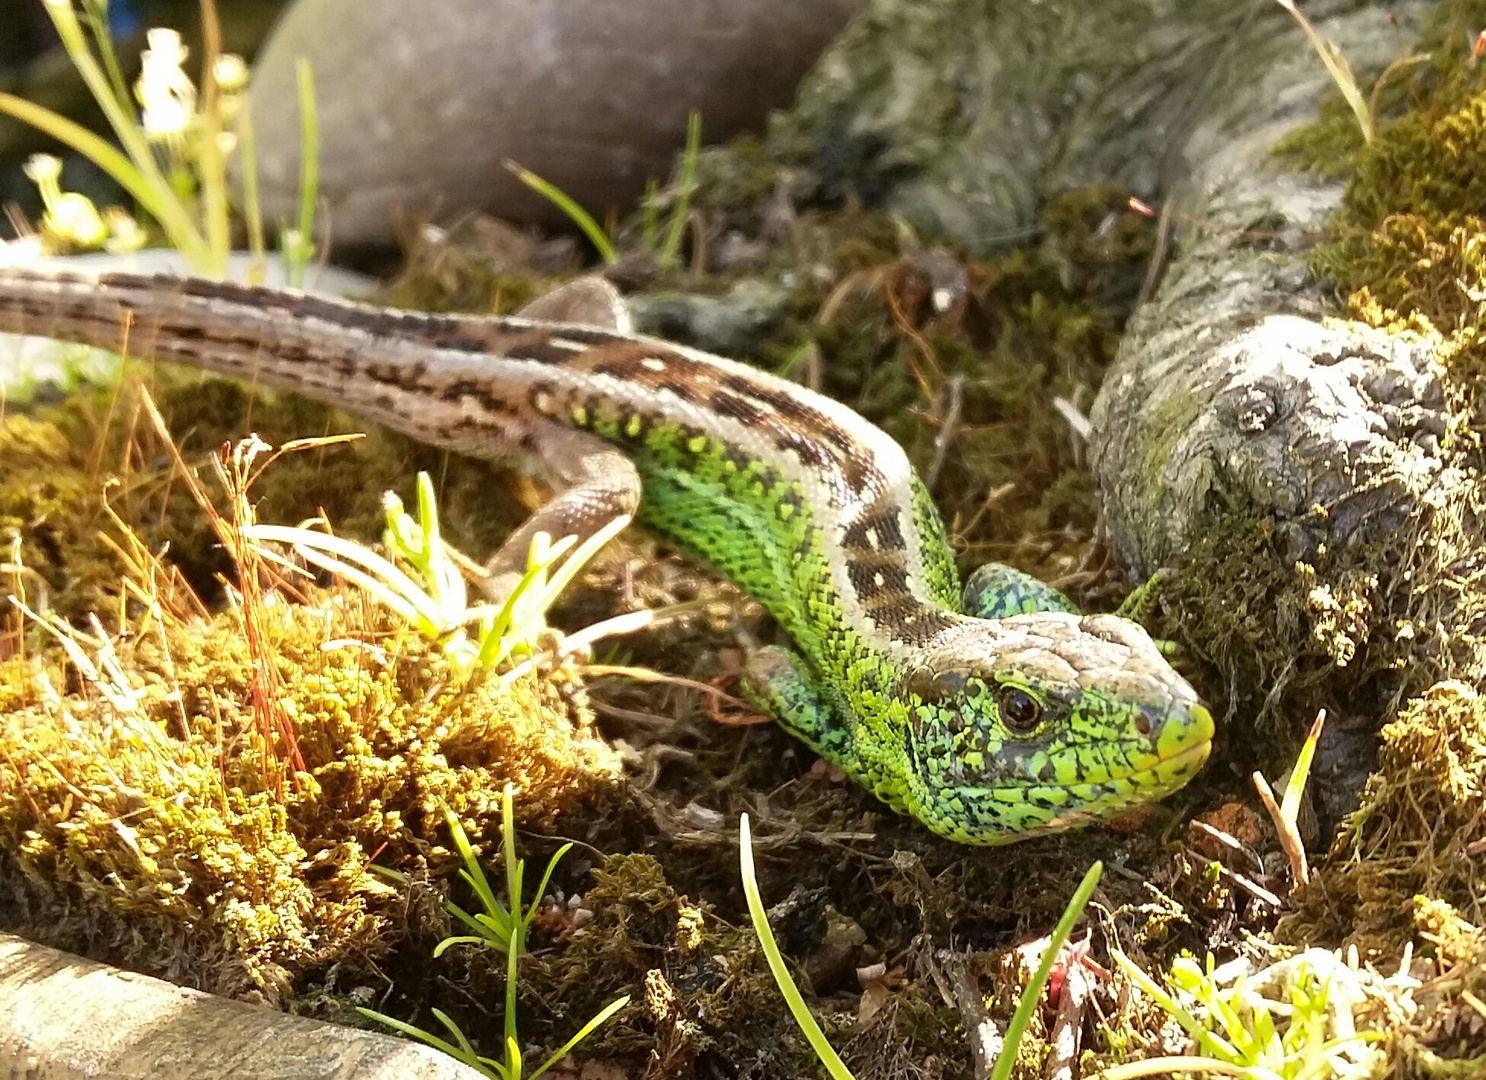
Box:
[0,587,620,999]
[0,410,117,618]
[1271,93,1368,177]
[1280,680,1486,954]
[0,370,622,1000]
[689,134,787,237]
[1301,41,1486,402]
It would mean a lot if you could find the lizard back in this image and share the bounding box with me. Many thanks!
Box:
[0,269,963,660]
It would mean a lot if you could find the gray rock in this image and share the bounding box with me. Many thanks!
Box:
[628,278,790,356]
[0,932,487,1080]
[247,0,861,248]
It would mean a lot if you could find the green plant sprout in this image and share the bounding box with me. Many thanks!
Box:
[504,160,618,265]
[509,109,702,270]
[739,812,1103,1080]
[1273,1,1373,144]
[1,0,318,281]
[1253,709,1327,885]
[1102,950,1383,1080]
[279,59,320,287]
[361,787,630,1079]
[655,110,702,270]
[244,471,631,676]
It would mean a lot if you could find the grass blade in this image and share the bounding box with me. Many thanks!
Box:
[505,160,618,264]
[987,860,1102,1080]
[658,110,701,269]
[740,813,859,1080]
[289,58,319,286]
[529,995,631,1079]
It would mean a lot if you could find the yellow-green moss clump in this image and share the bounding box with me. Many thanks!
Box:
[0,375,621,1001]
[1278,682,1486,1071]
[1255,21,1486,1066]
[1307,57,1486,400]
[1,587,620,1001]
[1284,681,1485,951]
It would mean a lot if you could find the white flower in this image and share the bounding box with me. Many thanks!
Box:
[136,28,197,141]
[103,208,149,255]
[23,154,107,249]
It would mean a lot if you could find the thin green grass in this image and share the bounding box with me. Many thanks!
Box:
[507,108,702,269]
[362,788,630,1079]
[1274,0,1371,143]
[740,813,1103,1079]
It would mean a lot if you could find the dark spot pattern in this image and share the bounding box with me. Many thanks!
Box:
[707,389,767,425]
[848,560,910,601]
[507,339,596,365]
[842,508,907,553]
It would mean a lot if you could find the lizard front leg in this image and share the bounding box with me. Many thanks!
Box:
[961,562,1079,618]
[742,644,893,794]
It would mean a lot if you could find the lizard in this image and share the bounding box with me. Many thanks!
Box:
[0,267,1213,846]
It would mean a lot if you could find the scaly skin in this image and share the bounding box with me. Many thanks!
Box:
[0,269,1214,844]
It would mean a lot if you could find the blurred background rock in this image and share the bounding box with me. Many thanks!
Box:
[0,0,861,261]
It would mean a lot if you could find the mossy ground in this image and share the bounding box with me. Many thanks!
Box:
[3,6,1486,1075]
[0,378,621,1002]
[1149,1,1486,1071]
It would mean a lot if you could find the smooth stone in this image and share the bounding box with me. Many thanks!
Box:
[627,279,790,356]
[246,0,861,248]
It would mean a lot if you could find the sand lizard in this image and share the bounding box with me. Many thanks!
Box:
[0,268,1213,845]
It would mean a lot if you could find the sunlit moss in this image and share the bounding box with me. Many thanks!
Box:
[0,370,619,1000]
[1281,681,1486,953]
[0,587,619,999]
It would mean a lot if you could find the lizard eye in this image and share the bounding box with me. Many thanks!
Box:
[997,686,1042,732]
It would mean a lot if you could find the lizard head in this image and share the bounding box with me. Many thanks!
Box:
[894,612,1213,845]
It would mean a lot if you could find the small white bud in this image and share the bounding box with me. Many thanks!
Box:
[213,54,249,93]
[22,153,63,184]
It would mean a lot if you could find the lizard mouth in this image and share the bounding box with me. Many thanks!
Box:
[1119,701,1214,796]
[1159,735,1213,769]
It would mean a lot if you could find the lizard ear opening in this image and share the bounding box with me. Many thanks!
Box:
[517,275,631,333]
[906,667,970,702]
